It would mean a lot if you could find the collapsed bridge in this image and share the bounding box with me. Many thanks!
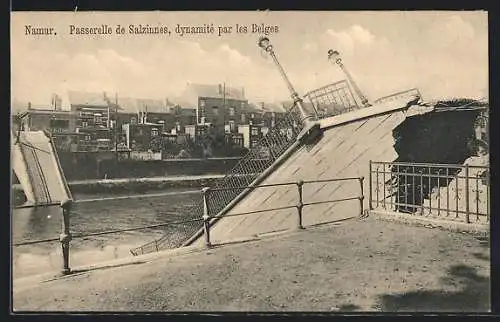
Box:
[132,39,489,255]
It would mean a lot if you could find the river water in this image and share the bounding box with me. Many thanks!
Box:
[12,188,202,279]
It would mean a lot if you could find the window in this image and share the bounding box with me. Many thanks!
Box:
[229,107,235,116]
[212,106,219,115]
[131,117,137,125]
[241,114,246,123]
[229,120,235,132]
[84,135,91,141]
[81,121,88,127]
[199,99,205,107]
[200,117,206,124]
[151,128,159,137]
[95,115,102,123]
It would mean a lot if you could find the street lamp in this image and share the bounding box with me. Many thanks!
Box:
[258,37,318,122]
[328,49,371,107]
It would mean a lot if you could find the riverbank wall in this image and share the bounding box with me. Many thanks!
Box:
[58,153,241,181]
[68,175,226,194]
[12,174,227,206]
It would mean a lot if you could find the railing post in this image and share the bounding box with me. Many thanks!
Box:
[295,180,305,230]
[368,161,373,210]
[359,176,365,217]
[202,187,212,248]
[465,165,470,223]
[59,198,73,275]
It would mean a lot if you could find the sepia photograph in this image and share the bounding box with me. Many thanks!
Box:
[10,11,490,312]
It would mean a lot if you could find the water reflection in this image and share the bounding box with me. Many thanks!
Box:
[12,189,201,279]
[12,206,62,244]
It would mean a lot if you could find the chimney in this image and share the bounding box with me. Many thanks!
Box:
[241,87,245,98]
[218,84,223,95]
[52,94,62,111]
[28,102,31,109]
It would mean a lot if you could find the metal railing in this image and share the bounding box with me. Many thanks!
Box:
[132,176,364,255]
[13,176,364,274]
[304,80,360,118]
[373,88,422,105]
[21,142,52,204]
[131,102,306,254]
[369,161,490,224]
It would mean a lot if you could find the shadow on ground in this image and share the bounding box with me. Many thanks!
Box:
[376,263,490,312]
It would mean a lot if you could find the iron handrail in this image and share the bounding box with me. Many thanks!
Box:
[14,175,364,273]
[369,160,490,224]
[131,102,306,251]
[372,161,489,169]
[13,217,203,247]
[132,176,364,254]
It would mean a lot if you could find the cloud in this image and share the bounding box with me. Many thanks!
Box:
[11,39,289,106]
[302,42,319,53]
[425,15,477,49]
[323,25,376,54]
[11,13,488,108]
[295,18,487,102]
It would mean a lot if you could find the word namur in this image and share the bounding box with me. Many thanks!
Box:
[25,25,57,35]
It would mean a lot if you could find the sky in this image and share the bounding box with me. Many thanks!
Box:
[11,11,488,109]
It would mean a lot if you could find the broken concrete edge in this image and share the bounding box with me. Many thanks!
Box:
[369,209,489,237]
[46,133,73,201]
[318,96,431,131]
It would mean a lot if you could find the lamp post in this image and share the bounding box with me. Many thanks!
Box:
[327,49,371,107]
[258,37,318,122]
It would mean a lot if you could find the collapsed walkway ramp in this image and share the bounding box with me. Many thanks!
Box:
[184,97,429,247]
[11,130,72,206]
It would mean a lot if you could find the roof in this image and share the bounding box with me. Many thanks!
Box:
[27,108,74,115]
[68,91,108,107]
[245,102,287,114]
[116,97,170,114]
[262,102,286,113]
[180,107,196,116]
[184,83,246,101]
[138,98,169,114]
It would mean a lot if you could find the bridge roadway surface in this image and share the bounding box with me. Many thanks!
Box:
[12,217,490,312]
[11,131,71,205]
[188,98,434,247]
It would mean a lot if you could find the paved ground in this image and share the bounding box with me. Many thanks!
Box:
[12,217,490,312]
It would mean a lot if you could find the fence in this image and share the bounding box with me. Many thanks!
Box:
[304,80,360,118]
[13,175,363,276]
[373,88,422,105]
[369,161,490,224]
[130,102,306,255]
